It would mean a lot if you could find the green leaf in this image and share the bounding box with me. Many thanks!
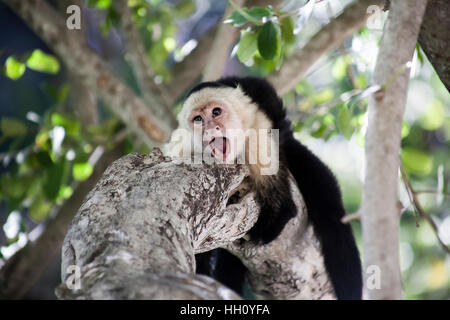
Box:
[332,56,348,80]
[280,17,295,44]
[174,0,196,18]
[225,10,250,27]
[1,118,27,137]
[28,151,53,169]
[43,159,65,200]
[416,44,424,65]
[5,56,26,80]
[257,21,280,60]
[226,2,265,26]
[295,80,314,95]
[51,112,80,137]
[29,198,52,222]
[247,7,272,20]
[58,185,73,200]
[0,175,26,199]
[237,30,258,63]
[337,104,354,139]
[420,100,445,130]
[312,88,334,104]
[401,148,433,175]
[73,162,94,181]
[401,121,410,139]
[26,50,60,74]
[88,0,111,9]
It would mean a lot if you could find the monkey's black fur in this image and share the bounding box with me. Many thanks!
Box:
[192,77,362,300]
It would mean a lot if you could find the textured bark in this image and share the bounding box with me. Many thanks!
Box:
[0,142,125,299]
[418,0,450,92]
[269,0,384,95]
[69,74,99,127]
[362,0,428,300]
[3,0,171,146]
[227,176,335,299]
[56,150,333,300]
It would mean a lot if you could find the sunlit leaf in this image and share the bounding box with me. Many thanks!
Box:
[73,162,94,181]
[312,88,334,104]
[5,56,26,80]
[237,30,258,63]
[58,185,73,200]
[401,121,410,139]
[29,198,52,222]
[26,49,60,74]
[332,56,348,80]
[427,260,448,289]
[163,37,176,52]
[51,113,80,137]
[88,0,111,9]
[337,104,354,139]
[295,80,314,95]
[35,130,50,150]
[401,148,433,175]
[280,17,295,44]
[420,100,445,130]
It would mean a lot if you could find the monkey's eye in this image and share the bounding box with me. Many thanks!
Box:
[193,115,203,123]
[212,107,222,117]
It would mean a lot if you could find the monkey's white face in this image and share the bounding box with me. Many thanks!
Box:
[188,102,244,162]
[167,86,270,165]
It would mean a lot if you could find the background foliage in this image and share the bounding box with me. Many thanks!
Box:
[0,0,448,299]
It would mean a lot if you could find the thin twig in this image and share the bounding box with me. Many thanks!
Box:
[400,162,450,255]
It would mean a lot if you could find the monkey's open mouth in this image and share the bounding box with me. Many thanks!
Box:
[209,137,229,161]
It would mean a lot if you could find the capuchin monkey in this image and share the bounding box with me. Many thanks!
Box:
[163,76,362,300]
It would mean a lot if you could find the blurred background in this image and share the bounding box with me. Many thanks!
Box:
[0,0,448,299]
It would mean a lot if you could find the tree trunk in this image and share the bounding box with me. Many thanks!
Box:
[362,0,428,300]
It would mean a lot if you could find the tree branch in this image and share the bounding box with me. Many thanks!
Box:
[56,0,99,128]
[202,0,245,81]
[56,151,251,299]
[56,151,333,299]
[114,0,177,128]
[165,26,217,105]
[361,0,428,300]
[227,175,335,299]
[3,0,171,146]
[269,0,384,95]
